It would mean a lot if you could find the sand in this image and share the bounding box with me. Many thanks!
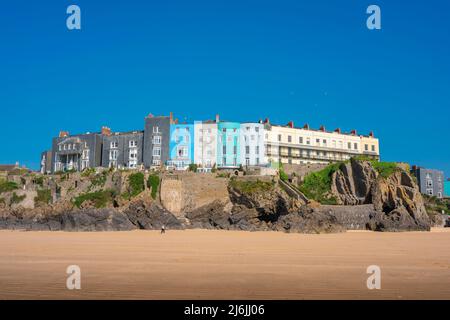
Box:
[0,228,449,300]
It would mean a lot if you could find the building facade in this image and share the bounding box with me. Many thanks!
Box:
[410,166,444,198]
[51,130,104,173]
[263,119,380,166]
[240,122,265,167]
[143,114,171,168]
[217,121,241,168]
[194,120,218,169]
[102,130,144,169]
[168,123,194,170]
[444,179,450,198]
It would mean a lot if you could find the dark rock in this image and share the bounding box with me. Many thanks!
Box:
[124,200,183,230]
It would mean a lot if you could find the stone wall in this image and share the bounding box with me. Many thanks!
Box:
[316,204,376,230]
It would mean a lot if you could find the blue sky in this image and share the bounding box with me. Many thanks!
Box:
[1,1,449,175]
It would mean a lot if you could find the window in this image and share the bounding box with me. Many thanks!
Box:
[316,139,320,144]
[153,126,160,133]
[323,139,327,145]
[288,135,292,143]
[245,146,250,154]
[306,138,310,145]
[348,142,351,149]
[222,128,226,133]
[278,134,282,142]
[371,145,375,152]
[233,146,237,155]
[256,157,259,165]
[110,141,118,149]
[354,143,358,150]
[177,146,188,157]
[251,135,255,141]
[245,158,250,166]
[246,126,250,131]
[256,146,260,154]
[129,140,137,148]
[223,146,226,154]
[299,137,303,144]
[109,150,118,160]
[365,144,368,151]
[63,145,67,150]
[153,136,161,144]
[82,149,90,160]
[68,144,71,150]
[223,157,226,165]
[427,180,433,187]
[129,149,138,160]
[59,145,62,151]
[255,127,259,132]
[152,147,161,157]
[152,159,161,166]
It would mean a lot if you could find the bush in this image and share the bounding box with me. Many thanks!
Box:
[147,174,160,200]
[299,162,343,204]
[229,178,274,194]
[81,167,96,177]
[279,169,289,182]
[371,161,399,179]
[0,180,18,194]
[73,190,115,208]
[188,164,198,172]
[34,176,44,187]
[128,172,145,198]
[35,189,52,205]
[11,192,26,204]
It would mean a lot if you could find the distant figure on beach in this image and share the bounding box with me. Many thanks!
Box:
[161,225,165,234]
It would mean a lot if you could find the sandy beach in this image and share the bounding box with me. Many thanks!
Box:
[0,228,449,300]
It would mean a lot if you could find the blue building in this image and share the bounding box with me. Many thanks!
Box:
[217,121,241,168]
[444,179,450,198]
[168,123,194,170]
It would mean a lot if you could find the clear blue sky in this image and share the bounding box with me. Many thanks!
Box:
[1,1,449,175]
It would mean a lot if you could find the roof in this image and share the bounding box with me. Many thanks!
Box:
[0,164,19,172]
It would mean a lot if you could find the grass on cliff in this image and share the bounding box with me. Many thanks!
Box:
[424,195,450,215]
[352,156,399,179]
[122,172,145,200]
[298,162,343,205]
[0,180,18,194]
[35,189,52,205]
[229,178,274,194]
[73,190,116,208]
[147,174,160,200]
[11,192,26,204]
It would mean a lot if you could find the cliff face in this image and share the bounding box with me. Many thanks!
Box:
[330,159,430,231]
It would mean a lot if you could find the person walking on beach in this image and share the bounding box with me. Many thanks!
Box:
[161,225,166,234]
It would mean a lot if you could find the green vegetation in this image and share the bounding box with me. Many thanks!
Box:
[298,162,342,205]
[81,167,96,177]
[128,172,145,198]
[229,178,274,194]
[146,174,160,200]
[11,192,26,204]
[188,164,198,172]
[73,190,115,209]
[216,172,229,178]
[0,180,18,194]
[34,189,52,205]
[34,176,44,187]
[424,195,450,215]
[371,161,399,179]
[279,168,288,182]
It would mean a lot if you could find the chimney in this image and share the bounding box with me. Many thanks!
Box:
[319,125,325,132]
[101,126,112,136]
[147,113,154,118]
[169,112,174,124]
[303,123,309,130]
[350,129,357,135]
[334,128,341,134]
[59,131,69,138]
[215,114,220,123]
[369,131,374,138]
[287,121,294,128]
[263,118,270,124]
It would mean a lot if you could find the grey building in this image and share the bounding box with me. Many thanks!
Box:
[51,128,106,173]
[143,113,172,168]
[102,130,144,169]
[40,150,52,174]
[411,166,444,198]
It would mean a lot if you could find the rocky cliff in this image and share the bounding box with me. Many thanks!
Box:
[330,159,430,231]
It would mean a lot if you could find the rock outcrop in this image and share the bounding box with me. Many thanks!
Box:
[330,159,430,231]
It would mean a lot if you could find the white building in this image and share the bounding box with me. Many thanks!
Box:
[240,122,266,167]
[194,119,218,169]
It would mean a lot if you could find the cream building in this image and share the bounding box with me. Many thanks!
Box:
[240,122,266,167]
[263,120,379,166]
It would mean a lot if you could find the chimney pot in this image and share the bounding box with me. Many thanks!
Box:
[59,131,69,138]
[215,114,220,123]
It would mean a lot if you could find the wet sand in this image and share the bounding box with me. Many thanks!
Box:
[0,229,449,299]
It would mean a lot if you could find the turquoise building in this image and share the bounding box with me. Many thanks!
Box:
[445,180,450,198]
[168,123,194,170]
[217,122,241,168]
